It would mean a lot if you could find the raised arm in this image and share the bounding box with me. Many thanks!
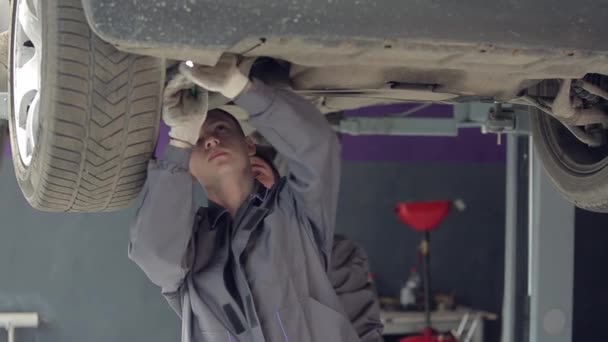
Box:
[130,72,208,294]
[234,80,341,257]
[129,146,198,294]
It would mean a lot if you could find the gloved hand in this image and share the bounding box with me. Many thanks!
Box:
[179,54,251,99]
[163,73,209,146]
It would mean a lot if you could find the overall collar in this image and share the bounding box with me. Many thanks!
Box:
[206,181,270,229]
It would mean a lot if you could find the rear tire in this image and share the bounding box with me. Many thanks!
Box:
[530,108,608,212]
[8,0,164,212]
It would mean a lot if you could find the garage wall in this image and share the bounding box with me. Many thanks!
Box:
[0,156,506,342]
[334,102,507,341]
[335,161,506,324]
[0,161,180,342]
[0,102,508,341]
[336,104,507,313]
[0,159,506,342]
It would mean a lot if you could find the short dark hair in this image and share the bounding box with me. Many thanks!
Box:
[208,109,245,136]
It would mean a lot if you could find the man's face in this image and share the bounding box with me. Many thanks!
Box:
[250,155,278,189]
[190,110,255,186]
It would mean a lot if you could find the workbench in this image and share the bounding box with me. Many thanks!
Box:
[381,308,497,342]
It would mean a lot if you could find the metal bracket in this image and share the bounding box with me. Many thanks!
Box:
[484,104,531,135]
[0,313,39,342]
[483,104,515,133]
[334,102,530,137]
[337,117,461,137]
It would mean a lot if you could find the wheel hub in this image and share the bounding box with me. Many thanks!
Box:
[12,0,42,167]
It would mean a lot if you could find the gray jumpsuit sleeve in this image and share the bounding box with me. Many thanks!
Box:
[128,145,199,295]
[234,80,342,261]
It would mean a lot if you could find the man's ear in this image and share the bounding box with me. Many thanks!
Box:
[246,136,256,157]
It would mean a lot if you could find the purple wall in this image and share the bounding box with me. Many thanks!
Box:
[342,103,505,163]
[155,121,170,158]
[3,103,505,163]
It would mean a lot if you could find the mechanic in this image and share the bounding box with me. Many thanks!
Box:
[129,55,359,341]
[250,147,384,342]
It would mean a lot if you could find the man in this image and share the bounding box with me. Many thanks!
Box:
[129,55,358,341]
[250,149,384,342]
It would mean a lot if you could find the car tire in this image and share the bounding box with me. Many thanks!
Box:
[530,107,608,212]
[8,0,163,212]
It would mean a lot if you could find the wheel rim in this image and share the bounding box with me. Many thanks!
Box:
[12,0,42,167]
[542,113,608,175]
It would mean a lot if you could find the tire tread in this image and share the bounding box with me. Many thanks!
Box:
[19,0,162,212]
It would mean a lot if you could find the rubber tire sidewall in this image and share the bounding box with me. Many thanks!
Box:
[8,0,53,204]
[530,107,608,211]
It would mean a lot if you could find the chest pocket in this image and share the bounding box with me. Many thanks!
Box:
[191,209,226,274]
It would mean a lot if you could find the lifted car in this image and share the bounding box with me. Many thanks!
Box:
[4,0,608,212]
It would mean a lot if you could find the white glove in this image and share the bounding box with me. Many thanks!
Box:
[163,73,209,146]
[179,54,251,99]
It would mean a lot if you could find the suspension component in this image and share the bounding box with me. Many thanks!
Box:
[572,80,601,105]
[522,77,608,147]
